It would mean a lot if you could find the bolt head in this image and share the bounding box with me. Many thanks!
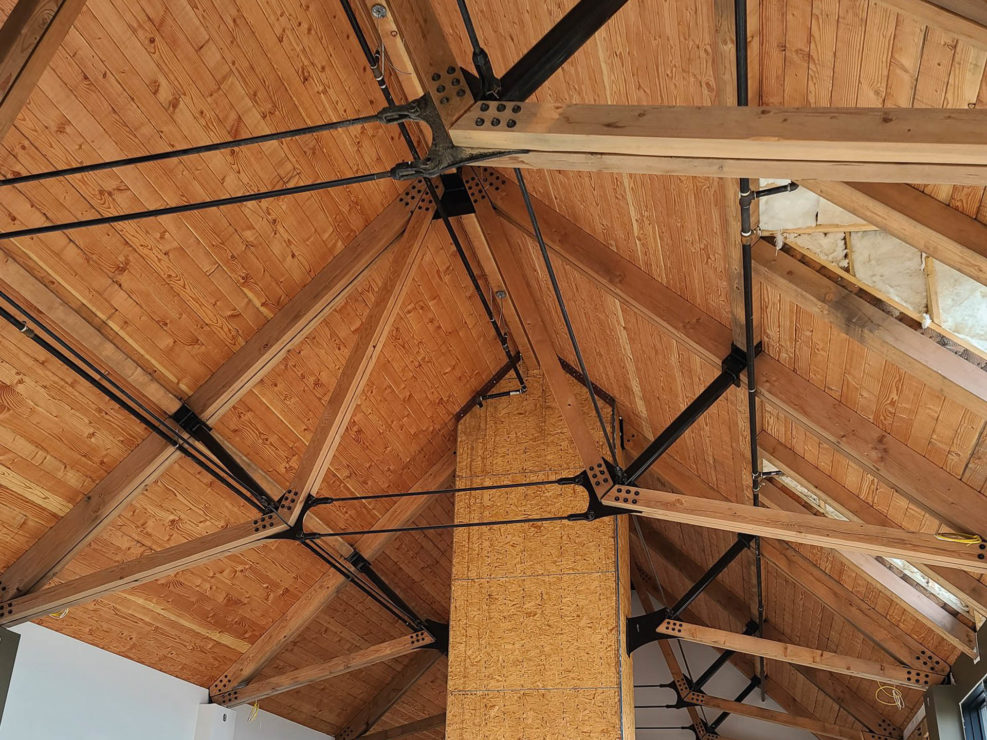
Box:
[371,3,387,18]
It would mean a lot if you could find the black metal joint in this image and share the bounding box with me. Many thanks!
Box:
[433,171,476,219]
[626,607,671,654]
[568,467,625,523]
[346,550,372,573]
[170,402,210,435]
[721,343,762,387]
[376,96,427,125]
[421,620,450,655]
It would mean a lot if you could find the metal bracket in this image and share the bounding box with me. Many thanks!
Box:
[383,93,526,181]
[566,468,626,524]
[721,342,762,387]
[170,401,210,434]
[432,171,476,218]
[627,608,671,654]
[421,620,450,655]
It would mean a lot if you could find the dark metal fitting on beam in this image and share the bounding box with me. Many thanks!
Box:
[722,343,762,387]
[345,550,372,573]
[170,402,210,435]
[568,466,626,523]
[421,620,450,655]
[754,469,785,483]
[471,48,501,99]
[753,182,799,199]
[432,171,476,219]
[626,607,671,654]
[375,97,427,125]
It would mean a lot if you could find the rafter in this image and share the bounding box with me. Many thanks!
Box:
[758,472,978,657]
[279,194,434,524]
[211,632,433,707]
[0,515,285,625]
[751,240,987,417]
[0,0,87,141]
[454,105,987,184]
[602,484,987,573]
[478,169,987,538]
[800,181,987,286]
[336,650,442,740]
[467,177,610,479]
[210,453,453,696]
[0,187,425,598]
[685,689,898,740]
[360,713,446,740]
[761,433,987,618]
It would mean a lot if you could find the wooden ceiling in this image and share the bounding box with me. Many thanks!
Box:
[0,0,985,738]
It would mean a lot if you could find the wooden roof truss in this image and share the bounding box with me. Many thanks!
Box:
[1,0,987,737]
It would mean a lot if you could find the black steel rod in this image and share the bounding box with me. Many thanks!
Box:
[514,168,617,463]
[499,0,631,100]
[185,424,278,512]
[299,514,571,540]
[735,0,767,698]
[709,677,761,731]
[0,170,393,240]
[0,114,381,187]
[668,535,752,619]
[623,369,737,484]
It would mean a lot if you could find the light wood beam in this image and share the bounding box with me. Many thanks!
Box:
[658,620,934,689]
[0,0,86,141]
[752,240,987,417]
[761,433,987,618]
[633,528,905,738]
[874,0,987,48]
[336,650,443,740]
[211,633,433,706]
[645,445,949,673]
[602,485,987,572]
[279,197,433,524]
[210,453,453,695]
[0,515,286,625]
[360,713,446,740]
[685,689,897,740]
[801,181,987,286]
[0,189,424,597]
[479,173,987,538]
[758,481,978,658]
[467,177,610,479]
[454,104,987,184]
[369,0,472,127]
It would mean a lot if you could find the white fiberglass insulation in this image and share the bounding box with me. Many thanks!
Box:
[757,179,819,230]
[937,262,987,353]
[850,231,927,314]
[788,232,848,269]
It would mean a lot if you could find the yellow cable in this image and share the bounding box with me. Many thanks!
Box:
[48,608,69,619]
[935,532,984,545]
[875,684,903,709]
[248,702,259,723]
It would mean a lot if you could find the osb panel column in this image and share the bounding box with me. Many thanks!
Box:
[447,371,633,738]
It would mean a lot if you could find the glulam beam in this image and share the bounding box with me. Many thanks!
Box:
[454,105,987,184]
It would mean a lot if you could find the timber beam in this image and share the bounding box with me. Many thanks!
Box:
[210,632,434,707]
[600,484,987,573]
[682,688,898,740]
[656,619,937,689]
[454,105,987,184]
[360,713,446,740]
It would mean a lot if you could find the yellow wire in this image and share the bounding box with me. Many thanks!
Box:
[48,608,69,619]
[248,702,259,723]
[875,684,903,709]
[935,532,984,545]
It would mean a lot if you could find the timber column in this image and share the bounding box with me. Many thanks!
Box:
[446,371,633,738]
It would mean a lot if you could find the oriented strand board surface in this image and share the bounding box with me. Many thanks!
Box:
[448,372,632,739]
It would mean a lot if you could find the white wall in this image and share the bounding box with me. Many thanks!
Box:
[632,595,813,740]
[0,623,331,740]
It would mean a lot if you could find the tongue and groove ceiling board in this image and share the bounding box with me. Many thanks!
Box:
[0,0,986,737]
